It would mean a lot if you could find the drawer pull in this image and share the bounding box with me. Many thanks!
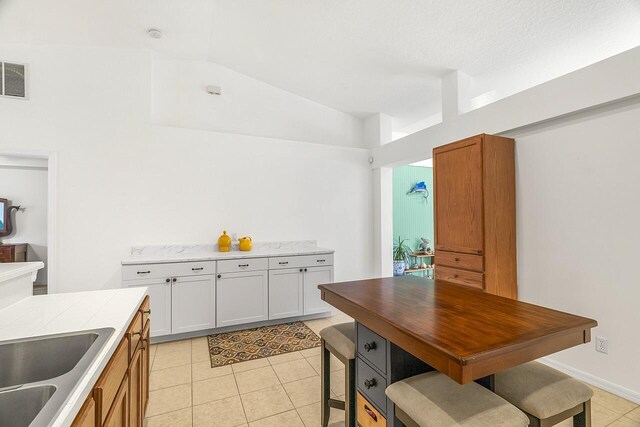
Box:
[364,404,378,422]
[363,342,377,352]
[137,271,150,275]
[317,259,325,263]
[192,267,204,271]
[143,309,151,315]
[279,261,288,265]
[364,378,377,389]
[131,331,142,337]
[238,264,249,267]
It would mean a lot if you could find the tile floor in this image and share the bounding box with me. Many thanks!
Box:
[144,312,640,427]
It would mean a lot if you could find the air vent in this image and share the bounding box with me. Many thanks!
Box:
[1,62,27,99]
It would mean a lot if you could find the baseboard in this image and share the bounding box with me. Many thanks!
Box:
[539,357,640,404]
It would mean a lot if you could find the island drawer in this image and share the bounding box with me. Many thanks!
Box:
[357,391,387,427]
[357,358,387,415]
[269,253,334,270]
[217,257,268,273]
[436,266,484,290]
[357,323,387,374]
[436,251,483,272]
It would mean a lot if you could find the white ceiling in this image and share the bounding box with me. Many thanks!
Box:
[2,0,640,132]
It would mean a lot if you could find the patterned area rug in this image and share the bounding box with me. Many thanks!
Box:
[208,321,321,367]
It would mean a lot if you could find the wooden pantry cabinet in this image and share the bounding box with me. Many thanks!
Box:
[72,296,150,427]
[433,134,517,299]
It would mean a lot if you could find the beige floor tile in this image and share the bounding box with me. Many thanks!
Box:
[329,369,345,397]
[150,364,191,391]
[192,347,212,363]
[627,407,640,422]
[248,410,304,427]
[589,386,638,415]
[609,417,640,427]
[283,376,321,408]
[306,355,342,375]
[193,374,239,405]
[193,395,247,427]
[192,336,208,349]
[146,384,192,417]
[296,401,345,427]
[146,408,192,427]
[268,351,304,365]
[192,361,233,382]
[327,315,353,325]
[240,384,294,422]
[156,339,192,355]
[232,358,271,373]
[272,359,317,384]
[299,347,320,358]
[592,401,623,427]
[554,419,572,427]
[235,366,280,394]
[152,349,191,371]
[304,319,333,334]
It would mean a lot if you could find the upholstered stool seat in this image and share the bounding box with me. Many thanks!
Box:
[495,361,593,426]
[319,322,356,427]
[386,371,530,427]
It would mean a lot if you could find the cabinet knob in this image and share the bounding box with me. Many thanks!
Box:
[217,274,222,279]
[304,268,308,272]
[165,278,170,283]
[172,277,177,283]
[363,342,376,352]
[299,268,303,272]
[364,378,377,389]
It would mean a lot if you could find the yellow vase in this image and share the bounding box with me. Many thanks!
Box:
[218,230,232,252]
[239,236,252,251]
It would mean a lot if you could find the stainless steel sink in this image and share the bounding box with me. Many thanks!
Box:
[0,328,114,426]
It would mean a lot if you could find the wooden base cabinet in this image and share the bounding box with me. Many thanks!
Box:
[357,392,386,427]
[433,134,517,299]
[72,296,150,427]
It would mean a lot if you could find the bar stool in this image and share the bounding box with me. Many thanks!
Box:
[319,322,356,427]
[495,361,593,427]
[385,371,530,427]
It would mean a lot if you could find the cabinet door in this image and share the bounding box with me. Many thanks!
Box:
[72,395,96,427]
[141,322,150,417]
[128,279,171,337]
[303,266,333,315]
[128,347,142,427]
[171,275,216,334]
[103,375,129,427]
[217,270,268,327]
[269,268,303,320]
[434,137,484,254]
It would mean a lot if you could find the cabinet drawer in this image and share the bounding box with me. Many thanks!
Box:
[357,391,387,427]
[269,253,334,270]
[169,261,216,277]
[357,323,387,374]
[437,251,483,272]
[95,337,129,424]
[217,257,268,273]
[122,261,216,281]
[436,266,484,290]
[140,296,150,327]
[127,311,143,360]
[357,358,387,415]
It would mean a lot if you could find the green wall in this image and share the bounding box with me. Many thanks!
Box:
[393,165,434,252]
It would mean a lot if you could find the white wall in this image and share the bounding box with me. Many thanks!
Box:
[510,100,640,399]
[152,59,364,148]
[0,166,48,283]
[0,43,373,293]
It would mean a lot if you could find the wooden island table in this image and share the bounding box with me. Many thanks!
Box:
[319,275,597,427]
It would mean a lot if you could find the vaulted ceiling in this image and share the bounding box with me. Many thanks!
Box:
[2,0,639,132]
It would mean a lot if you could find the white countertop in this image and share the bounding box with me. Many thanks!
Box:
[122,246,334,265]
[0,287,147,427]
[0,261,44,283]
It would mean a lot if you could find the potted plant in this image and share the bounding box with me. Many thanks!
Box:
[393,236,411,276]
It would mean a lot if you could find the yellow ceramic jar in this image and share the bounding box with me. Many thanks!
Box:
[218,230,232,252]
[239,236,252,251]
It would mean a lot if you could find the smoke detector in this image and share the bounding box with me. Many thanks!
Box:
[148,29,162,39]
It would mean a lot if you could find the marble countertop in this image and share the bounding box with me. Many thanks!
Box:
[122,242,334,265]
[0,261,44,283]
[0,287,147,427]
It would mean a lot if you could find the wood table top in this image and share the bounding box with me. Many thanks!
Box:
[319,275,597,384]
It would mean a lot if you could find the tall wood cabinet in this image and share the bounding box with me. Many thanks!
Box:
[433,134,517,299]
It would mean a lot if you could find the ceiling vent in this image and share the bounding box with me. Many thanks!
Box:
[1,62,28,99]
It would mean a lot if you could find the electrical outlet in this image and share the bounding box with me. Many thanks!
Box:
[595,336,608,354]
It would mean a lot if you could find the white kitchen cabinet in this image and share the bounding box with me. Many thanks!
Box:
[269,268,303,320]
[127,277,172,337]
[217,270,268,327]
[303,266,333,315]
[171,275,216,334]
